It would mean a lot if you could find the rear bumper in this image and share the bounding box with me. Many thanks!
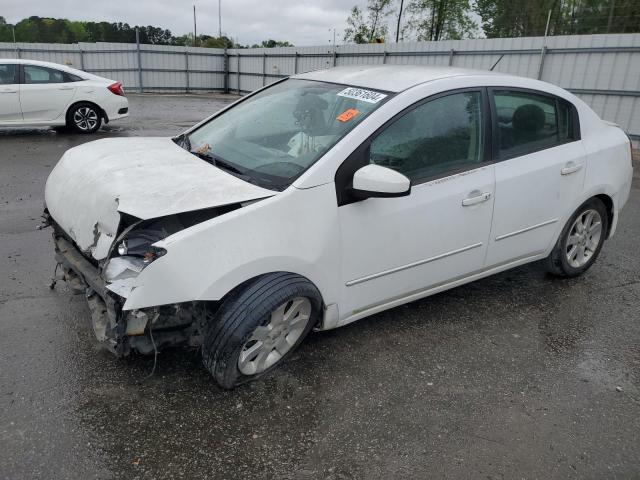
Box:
[102,96,129,122]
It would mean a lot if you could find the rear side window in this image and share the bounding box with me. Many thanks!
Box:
[24,65,66,84]
[0,64,17,84]
[493,90,577,159]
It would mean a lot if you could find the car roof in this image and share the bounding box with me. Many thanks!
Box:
[0,58,110,81]
[294,65,504,93]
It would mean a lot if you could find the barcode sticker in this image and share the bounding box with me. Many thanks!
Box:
[337,87,387,104]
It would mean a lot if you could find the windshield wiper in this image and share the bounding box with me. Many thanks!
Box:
[190,150,250,179]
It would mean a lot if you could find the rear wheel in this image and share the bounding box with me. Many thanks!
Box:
[545,198,608,277]
[201,273,322,389]
[67,102,102,134]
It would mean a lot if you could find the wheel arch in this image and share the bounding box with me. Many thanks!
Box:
[210,270,326,314]
[593,193,614,238]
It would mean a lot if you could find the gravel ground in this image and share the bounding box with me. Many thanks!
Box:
[1,94,639,480]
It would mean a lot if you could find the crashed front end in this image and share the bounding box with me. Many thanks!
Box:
[43,137,275,356]
[49,213,209,356]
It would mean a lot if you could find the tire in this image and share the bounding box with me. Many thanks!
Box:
[545,198,608,278]
[67,102,102,134]
[201,273,322,389]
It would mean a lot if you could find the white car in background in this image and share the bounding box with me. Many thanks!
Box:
[0,59,128,133]
[44,65,633,389]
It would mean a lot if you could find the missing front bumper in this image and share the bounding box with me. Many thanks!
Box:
[53,235,202,356]
[54,235,141,356]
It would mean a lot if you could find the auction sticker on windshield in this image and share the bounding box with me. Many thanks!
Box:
[337,87,387,104]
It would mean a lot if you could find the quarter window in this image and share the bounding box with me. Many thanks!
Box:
[557,99,574,142]
[493,90,575,158]
[0,64,17,84]
[369,91,484,182]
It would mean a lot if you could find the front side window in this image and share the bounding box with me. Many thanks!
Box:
[0,64,17,84]
[494,90,569,158]
[23,65,66,84]
[187,79,390,190]
[368,91,484,182]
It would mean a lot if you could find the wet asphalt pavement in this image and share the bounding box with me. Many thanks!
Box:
[1,94,639,480]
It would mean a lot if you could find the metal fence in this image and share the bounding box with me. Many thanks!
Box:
[1,33,639,138]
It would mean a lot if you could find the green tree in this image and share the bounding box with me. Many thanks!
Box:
[405,0,478,40]
[475,0,640,37]
[344,0,394,43]
[475,0,557,37]
[138,25,173,44]
[0,16,13,42]
[559,0,640,34]
[249,39,294,48]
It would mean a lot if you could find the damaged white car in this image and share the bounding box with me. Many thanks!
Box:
[44,66,633,388]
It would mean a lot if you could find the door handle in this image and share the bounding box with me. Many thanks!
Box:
[462,191,492,206]
[58,86,75,90]
[0,89,17,93]
[561,162,583,175]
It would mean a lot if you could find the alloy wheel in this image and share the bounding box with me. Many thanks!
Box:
[73,107,99,131]
[565,208,602,268]
[238,297,312,375]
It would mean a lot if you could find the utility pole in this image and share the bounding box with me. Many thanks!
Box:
[11,26,18,57]
[395,0,404,42]
[537,9,552,80]
[218,0,222,38]
[193,5,197,47]
[607,0,616,33]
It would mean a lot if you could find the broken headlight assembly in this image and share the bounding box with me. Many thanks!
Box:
[104,227,168,298]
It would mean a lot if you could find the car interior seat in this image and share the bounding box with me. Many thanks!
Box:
[511,104,546,145]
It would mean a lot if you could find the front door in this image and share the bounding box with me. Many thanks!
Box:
[0,63,21,123]
[337,90,496,321]
[20,64,77,122]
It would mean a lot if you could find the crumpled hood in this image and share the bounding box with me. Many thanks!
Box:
[45,137,275,260]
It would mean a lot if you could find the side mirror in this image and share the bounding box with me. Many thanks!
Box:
[350,164,411,199]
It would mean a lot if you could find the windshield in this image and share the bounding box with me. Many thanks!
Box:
[186,79,390,190]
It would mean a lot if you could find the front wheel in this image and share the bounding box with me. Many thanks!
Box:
[201,273,322,389]
[67,103,102,134]
[545,198,608,277]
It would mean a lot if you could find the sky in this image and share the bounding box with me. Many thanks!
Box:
[2,0,376,46]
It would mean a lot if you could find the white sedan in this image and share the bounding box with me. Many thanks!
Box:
[0,59,128,133]
[44,66,633,388]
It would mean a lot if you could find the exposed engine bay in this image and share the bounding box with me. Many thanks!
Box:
[48,204,243,357]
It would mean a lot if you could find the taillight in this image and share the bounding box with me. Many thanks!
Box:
[107,82,125,97]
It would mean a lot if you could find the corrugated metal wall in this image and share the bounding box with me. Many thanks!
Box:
[1,34,639,136]
[0,42,227,93]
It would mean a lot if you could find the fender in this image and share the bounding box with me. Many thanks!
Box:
[122,183,341,311]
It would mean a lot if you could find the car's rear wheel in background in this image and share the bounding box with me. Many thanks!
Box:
[545,198,608,278]
[201,273,322,389]
[67,102,102,134]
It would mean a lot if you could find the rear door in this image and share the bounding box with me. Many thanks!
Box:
[0,63,21,123]
[485,88,585,266]
[19,64,78,122]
